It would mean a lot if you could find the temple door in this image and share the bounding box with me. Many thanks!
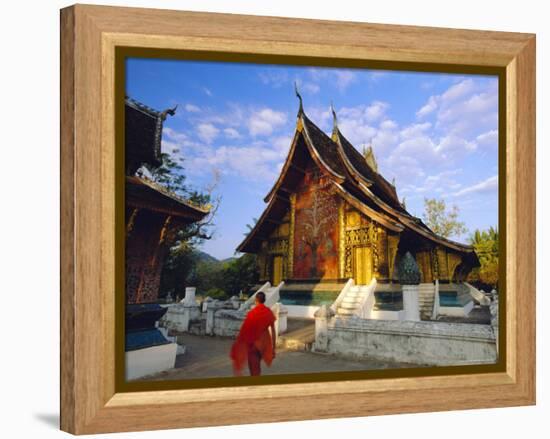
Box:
[353,246,372,285]
[272,255,283,286]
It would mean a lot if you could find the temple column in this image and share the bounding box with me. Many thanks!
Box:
[399,252,421,321]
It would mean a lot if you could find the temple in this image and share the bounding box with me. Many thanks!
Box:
[125,97,210,304]
[237,95,479,316]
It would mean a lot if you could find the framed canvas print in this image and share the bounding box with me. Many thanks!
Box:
[60,4,536,435]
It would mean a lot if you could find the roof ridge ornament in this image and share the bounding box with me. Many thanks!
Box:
[160,104,178,120]
[330,101,339,139]
[294,81,304,115]
[363,141,379,172]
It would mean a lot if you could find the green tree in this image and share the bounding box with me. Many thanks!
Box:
[468,227,499,288]
[222,253,259,297]
[422,197,467,239]
[158,246,197,300]
[191,258,225,297]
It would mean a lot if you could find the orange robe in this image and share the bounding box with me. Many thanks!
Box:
[230,303,276,375]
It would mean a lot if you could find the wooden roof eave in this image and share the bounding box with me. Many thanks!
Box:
[343,175,473,253]
[263,128,301,203]
[332,183,404,232]
[334,135,374,189]
[126,176,210,219]
[264,117,346,204]
[301,115,346,184]
[236,194,289,253]
[399,216,476,253]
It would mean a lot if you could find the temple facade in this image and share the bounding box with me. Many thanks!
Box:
[237,100,479,299]
[125,97,209,304]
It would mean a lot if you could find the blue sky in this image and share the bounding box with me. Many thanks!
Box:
[127,58,499,260]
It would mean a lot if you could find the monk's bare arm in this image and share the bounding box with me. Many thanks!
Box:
[270,322,277,358]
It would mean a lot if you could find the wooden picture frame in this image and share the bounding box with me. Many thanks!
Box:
[60,4,536,434]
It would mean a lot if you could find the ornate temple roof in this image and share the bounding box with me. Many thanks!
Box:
[125,96,177,175]
[125,96,209,221]
[126,176,210,221]
[333,129,404,213]
[238,97,476,256]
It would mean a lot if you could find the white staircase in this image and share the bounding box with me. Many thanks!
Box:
[338,285,365,316]
[464,282,491,306]
[418,283,436,320]
[332,278,377,318]
[239,281,284,311]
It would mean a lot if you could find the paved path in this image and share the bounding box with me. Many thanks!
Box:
[138,332,416,382]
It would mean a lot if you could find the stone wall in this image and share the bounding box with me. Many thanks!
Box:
[315,315,497,366]
[161,298,287,338]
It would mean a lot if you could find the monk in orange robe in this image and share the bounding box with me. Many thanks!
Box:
[230,292,277,376]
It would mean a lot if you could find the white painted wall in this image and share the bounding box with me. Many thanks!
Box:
[125,343,178,381]
[326,318,497,365]
[285,304,320,319]
[439,301,475,317]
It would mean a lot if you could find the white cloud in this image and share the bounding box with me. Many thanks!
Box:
[248,108,287,137]
[379,119,398,130]
[302,82,320,94]
[184,103,201,113]
[336,101,391,146]
[416,96,438,118]
[476,129,498,146]
[452,175,498,197]
[365,101,389,122]
[196,123,219,143]
[186,142,286,182]
[334,71,357,91]
[258,70,289,88]
[223,127,241,139]
[163,127,188,143]
[203,87,212,97]
[306,68,357,92]
[436,134,477,155]
[441,78,475,102]
[272,135,293,155]
[367,71,388,82]
[400,122,432,139]
[416,78,498,138]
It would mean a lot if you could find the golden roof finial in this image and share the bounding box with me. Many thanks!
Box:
[294,81,303,115]
[363,140,378,172]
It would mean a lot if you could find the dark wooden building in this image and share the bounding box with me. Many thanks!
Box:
[125,97,209,304]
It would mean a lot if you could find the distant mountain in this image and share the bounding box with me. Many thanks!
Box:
[194,251,219,264]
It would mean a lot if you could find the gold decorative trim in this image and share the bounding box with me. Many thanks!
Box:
[343,220,378,278]
[288,193,296,278]
[338,199,345,278]
[126,208,139,235]
[387,234,400,281]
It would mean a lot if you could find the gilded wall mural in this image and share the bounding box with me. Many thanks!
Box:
[293,166,339,279]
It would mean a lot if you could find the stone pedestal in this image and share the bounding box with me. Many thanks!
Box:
[271,303,288,336]
[490,292,499,354]
[229,296,241,310]
[206,301,217,335]
[402,285,420,321]
[313,305,335,352]
[163,302,200,332]
[184,287,197,306]
[202,296,213,313]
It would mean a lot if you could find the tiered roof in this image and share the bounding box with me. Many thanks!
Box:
[125,97,209,221]
[238,98,476,257]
